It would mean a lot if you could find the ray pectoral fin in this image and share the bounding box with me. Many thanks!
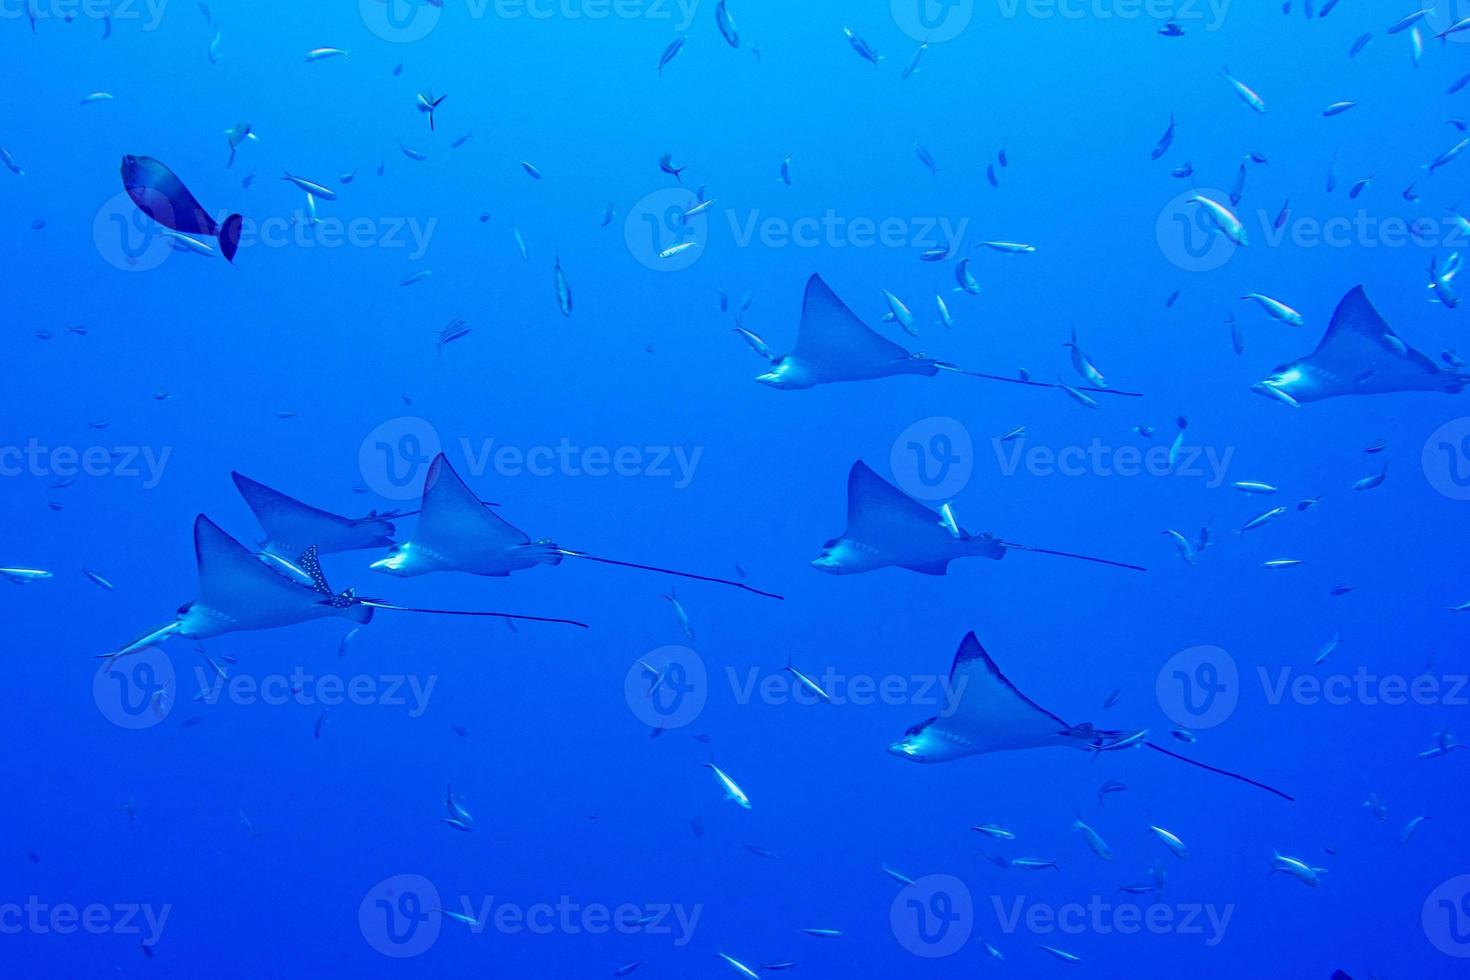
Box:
[359,600,589,629]
[415,454,531,558]
[1298,285,1453,396]
[790,275,924,381]
[558,550,784,600]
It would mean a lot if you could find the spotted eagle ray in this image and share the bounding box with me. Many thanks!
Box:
[812,462,1146,575]
[1255,286,1469,403]
[102,515,586,659]
[755,275,1142,397]
[369,454,783,599]
[232,472,404,558]
[889,633,1293,801]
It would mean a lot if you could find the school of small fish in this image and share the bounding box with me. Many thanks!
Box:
[7,3,1470,976]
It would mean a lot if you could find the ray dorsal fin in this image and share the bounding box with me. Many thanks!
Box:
[792,275,916,374]
[415,454,531,554]
[194,515,322,615]
[231,472,395,553]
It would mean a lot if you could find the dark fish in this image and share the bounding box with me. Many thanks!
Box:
[658,36,685,74]
[120,155,242,262]
[1151,114,1175,160]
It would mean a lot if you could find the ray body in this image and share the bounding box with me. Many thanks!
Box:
[890,634,1293,800]
[812,463,1143,576]
[233,472,398,557]
[813,462,1006,575]
[370,455,562,578]
[1257,287,1468,402]
[757,275,942,388]
[889,633,1130,762]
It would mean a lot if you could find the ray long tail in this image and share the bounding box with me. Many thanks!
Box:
[1145,741,1295,802]
[935,364,1144,397]
[557,551,785,599]
[1000,541,1148,573]
[360,601,589,628]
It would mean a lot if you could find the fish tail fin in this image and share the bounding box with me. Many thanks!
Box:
[219,214,243,263]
